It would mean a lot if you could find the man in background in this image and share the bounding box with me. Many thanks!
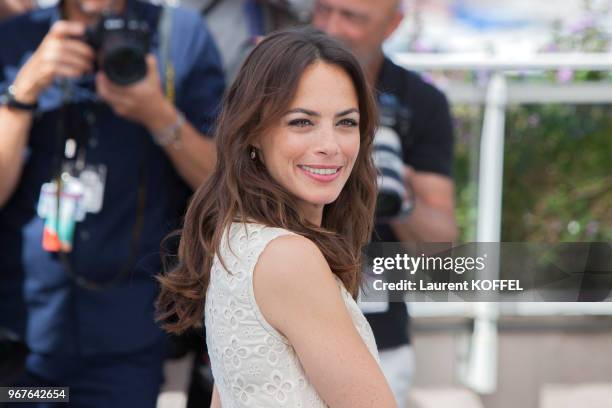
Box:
[0,0,224,404]
[313,0,458,406]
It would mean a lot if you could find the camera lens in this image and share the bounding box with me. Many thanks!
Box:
[104,46,147,86]
[373,126,406,219]
[92,16,150,86]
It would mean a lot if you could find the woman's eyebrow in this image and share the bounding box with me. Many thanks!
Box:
[285,108,319,117]
[284,108,359,117]
[335,108,359,118]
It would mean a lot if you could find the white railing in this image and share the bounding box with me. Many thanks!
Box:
[391,52,612,394]
[393,52,612,70]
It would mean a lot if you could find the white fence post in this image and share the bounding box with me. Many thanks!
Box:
[462,72,508,394]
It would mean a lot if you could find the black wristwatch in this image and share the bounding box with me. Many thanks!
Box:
[0,85,38,112]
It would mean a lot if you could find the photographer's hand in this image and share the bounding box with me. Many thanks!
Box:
[0,20,93,208]
[11,20,94,103]
[95,54,168,126]
[96,54,217,190]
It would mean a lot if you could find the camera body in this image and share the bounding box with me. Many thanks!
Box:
[84,14,150,86]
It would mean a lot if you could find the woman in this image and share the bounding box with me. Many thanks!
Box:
[157,27,397,408]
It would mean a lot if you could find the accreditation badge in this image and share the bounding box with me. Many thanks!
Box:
[36,164,106,253]
[37,174,86,253]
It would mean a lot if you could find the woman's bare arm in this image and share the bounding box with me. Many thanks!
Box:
[253,235,397,408]
[210,384,221,408]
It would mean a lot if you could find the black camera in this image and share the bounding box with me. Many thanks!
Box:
[84,14,150,86]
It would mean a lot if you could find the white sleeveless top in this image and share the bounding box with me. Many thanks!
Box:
[204,222,379,407]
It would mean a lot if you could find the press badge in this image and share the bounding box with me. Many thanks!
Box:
[37,165,106,252]
[37,174,86,253]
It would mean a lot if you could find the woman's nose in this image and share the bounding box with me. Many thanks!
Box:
[315,127,341,156]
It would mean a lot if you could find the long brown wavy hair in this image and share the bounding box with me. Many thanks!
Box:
[156,27,378,334]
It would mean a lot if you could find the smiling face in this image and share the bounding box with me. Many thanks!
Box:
[255,61,361,225]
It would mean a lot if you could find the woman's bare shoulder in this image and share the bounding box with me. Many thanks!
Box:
[252,233,342,331]
[255,233,331,286]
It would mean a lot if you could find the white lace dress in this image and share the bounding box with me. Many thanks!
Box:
[204,222,380,407]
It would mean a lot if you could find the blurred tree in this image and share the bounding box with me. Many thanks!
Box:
[452,0,611,243]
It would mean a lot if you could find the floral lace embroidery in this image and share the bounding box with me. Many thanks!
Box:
[205,223,379,407]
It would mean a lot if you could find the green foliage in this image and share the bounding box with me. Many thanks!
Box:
[453,104,612,242]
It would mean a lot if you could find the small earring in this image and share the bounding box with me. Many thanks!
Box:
[250,149,256,160]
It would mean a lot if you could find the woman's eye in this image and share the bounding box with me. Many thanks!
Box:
[338,118,358,127]
[288,118,313,127]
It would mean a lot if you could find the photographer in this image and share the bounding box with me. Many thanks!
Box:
[313,0,458,406]
[0,0,224,405]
